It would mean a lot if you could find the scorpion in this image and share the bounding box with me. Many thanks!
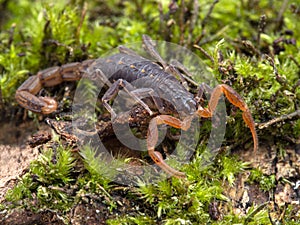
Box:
[15,35,258,178]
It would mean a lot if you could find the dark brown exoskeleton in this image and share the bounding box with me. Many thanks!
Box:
[15,35,258,178]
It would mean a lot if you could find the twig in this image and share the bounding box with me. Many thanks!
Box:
[179,0,185,45]
[194,0,219,44]
[242,40,261,57]
[76,2,87,43]
[187,0,199,47]
[275,0,289,31]
[292,79,300,93]
[257,14,266,47]
[258,110,300,129]
[193,44,215,64]
[264,54,288,86]
[0,86,2,111]
[289,55,300,69]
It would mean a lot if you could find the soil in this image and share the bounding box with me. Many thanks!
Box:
[0,121,42,202]
[0,117,300,224]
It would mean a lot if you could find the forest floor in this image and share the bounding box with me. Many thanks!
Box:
[1,117,299,224]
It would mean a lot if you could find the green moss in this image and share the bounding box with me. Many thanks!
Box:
[106,154,270,224]
[293,119,300,137]
[5,173,33,202]
[249,168,276,192]
[5,144,76,211]
[107,215,155,225]
[0,1,83,102]
[79,144,121,189]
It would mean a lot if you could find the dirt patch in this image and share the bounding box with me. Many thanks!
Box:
[1,209,65,225]
[230,142,300,219]
[0,121,50,202]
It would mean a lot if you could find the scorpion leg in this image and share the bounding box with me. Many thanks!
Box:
[142,34,167,68]
[101,79,153,119]
[131,88,173,114]
[142,35,190,90]
[197,84,258,152]
[195,82,213,103]
[93,68,113,87]
[169,59,199,87]
[118,45,146,60]
[147,115,193,178]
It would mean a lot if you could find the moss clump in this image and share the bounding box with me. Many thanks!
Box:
[5,144,76,211]
[249,168,276,192]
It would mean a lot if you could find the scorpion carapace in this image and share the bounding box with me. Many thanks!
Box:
[15,35,258,178]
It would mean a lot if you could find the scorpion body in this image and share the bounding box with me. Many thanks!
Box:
[92,53,196,116]
[15,35,258,178]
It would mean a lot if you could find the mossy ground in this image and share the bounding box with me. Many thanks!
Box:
[0,0,299,224]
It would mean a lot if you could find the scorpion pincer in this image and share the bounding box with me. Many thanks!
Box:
[15,35,258,178]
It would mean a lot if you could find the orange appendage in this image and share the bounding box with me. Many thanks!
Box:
[197,84,258,152]
[155,115,192,130]
[147,115,187,178]
[242,110,258,153]
[220,84,247,111]
[149,150,186,179]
